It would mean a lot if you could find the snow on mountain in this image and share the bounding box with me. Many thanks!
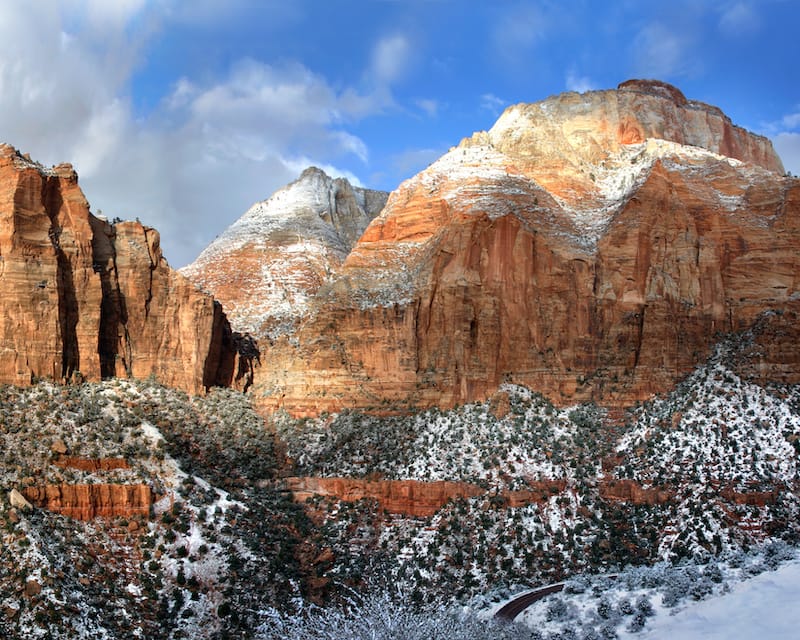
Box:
[180,167,388,336]
[500,545,800,640]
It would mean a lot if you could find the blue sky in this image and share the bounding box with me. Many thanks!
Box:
[1,1,798,267]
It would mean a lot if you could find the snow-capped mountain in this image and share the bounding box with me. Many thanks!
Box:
[181,167,388,338]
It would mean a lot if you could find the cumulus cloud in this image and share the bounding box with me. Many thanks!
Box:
[566,70,596,93]
[89,57,379,266]
[631,22,695,79]
[0,2,393,267]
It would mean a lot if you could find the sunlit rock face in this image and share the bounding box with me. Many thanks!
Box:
[190,81,799,416]
[22,483,152,521]
[0,144,234,393]
[181,167,389,339]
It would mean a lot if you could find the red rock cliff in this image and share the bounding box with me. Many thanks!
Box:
[241,82,798,416]
[23,483,152,521]
[0,144,234,392]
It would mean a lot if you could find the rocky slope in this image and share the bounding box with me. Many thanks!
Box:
[181,167,388,338]
[0,144,234,393]
[220,80,799,416]
[2,332,799,638]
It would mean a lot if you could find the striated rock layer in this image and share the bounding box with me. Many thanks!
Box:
[283,476,566,517]
[235,80,799,416]
[23,484,152,521]
[0,144,235,393]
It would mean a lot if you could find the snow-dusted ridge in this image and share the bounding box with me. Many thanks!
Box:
[181,166,388,335]
[183,167,385,272]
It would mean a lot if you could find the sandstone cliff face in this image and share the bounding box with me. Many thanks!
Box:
[245,83,798,416]
[284,476,566,517]
[181,167,388,339]
[0,144,234,392]
[23,484,152,521]
[284,477,484,518]
[180,81,797,417]
[53,457,131,472]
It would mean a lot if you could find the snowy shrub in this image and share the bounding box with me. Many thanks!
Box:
[634,594,653,617]
[616,598,633,616]
[545,596,569,621]
[257,591,535,639]
[703,562,724,584]
[689,577,713,600]
[763,540,795,569]
[626,611,647,633]
[598,622,618,640]
[596,597,613,619]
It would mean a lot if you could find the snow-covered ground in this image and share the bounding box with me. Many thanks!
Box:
[627,560,800,640]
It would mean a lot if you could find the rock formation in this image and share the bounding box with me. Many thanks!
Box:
[53,457,131,472]
[209,80,798,416]
[0,144,235,393]
[181,167,388,338]
[283,476,567,517]
[22,483,152,521]
[599,479,674,506]
[284,477,484,518]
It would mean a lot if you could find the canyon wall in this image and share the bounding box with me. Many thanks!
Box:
[235,81,798,416]
[0,144,234,393]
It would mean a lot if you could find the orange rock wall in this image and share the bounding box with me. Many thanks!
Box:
[285,477,485,517]
[254,162,800,416]
[53,457,131,472]
[23,483,152,521]
[599,479,674,506]
[285,477,568,517]
[0,145,234,393]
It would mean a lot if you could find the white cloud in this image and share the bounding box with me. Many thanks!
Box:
[782,111,800,130]
[0,2,136,166]
[773,132,800,176]
[719,2,761,36]
[481,93,507,117]
[762,107,800,175]
[370,34,412,86]
[81,0,148,30]
[281,156,364,188]
[631,23,694,79]
[95,58,375,265]
[0,3,392,267]
[415,98,439,118]
[566,70,596,94]
[492,4,548,62]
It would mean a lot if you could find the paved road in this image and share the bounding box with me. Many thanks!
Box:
[494,582,565,622]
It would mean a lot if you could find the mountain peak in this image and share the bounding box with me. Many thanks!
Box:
[617,78,689,104]
[181,167,388,337]
[486,80,783,175]
[297,165,332,181]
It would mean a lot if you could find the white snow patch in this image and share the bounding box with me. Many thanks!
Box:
[627,560,800,640]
